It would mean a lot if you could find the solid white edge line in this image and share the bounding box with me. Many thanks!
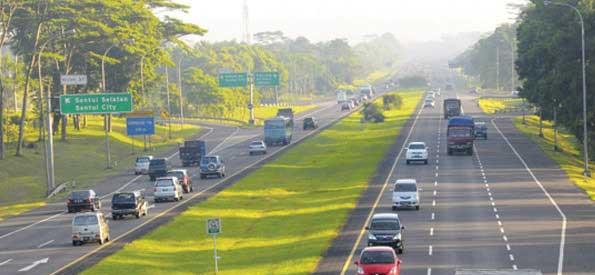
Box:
[339,96,425,275]
[492,119,567,275]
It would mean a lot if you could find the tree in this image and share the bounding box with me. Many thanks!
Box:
[0,0,20,159]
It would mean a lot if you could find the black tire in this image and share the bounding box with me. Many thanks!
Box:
[200,174,206,179]
[150,176,155,181]
[98,238,104,245]
[136,213,140,219]
[406,160,410,165]
[424,160,428,165]
[249,152,253,156]
[72,240,78,246]
[112,215,118,220]
[392,206,397,211]
[154,199,159,203]
[447,149,452,155]
[416,205,420,210]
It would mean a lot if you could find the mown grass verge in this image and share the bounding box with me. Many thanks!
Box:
[478,97,522,114]
[82,91,422,275]
[513,116,595,200]
[0,116,200,220]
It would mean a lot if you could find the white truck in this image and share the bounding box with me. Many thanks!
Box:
[336,90,348,104]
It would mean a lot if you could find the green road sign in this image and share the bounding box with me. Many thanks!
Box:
[60,93,133,114]
[218,72,248,87]
[254,71,280,86]
[207,218,221,235]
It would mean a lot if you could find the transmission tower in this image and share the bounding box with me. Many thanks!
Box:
[242,0,251,44]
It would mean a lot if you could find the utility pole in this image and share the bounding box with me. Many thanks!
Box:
[177,58,184,128]
[554,104,559,151]
[496,46,500,91]
[249,72,254,125]
[165,66,172,139]
[101,44,116,169]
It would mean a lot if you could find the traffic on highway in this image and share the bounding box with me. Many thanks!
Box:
[2,1,595,275]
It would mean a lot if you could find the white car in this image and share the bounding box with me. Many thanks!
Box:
[406,142,429,165]
[134,155,153,175]
[423,99,435,108]
[71,212,110,246]
[249,140,267,155]
[153,177,183,202]
[392,179,420,210]
[426,91,435,99]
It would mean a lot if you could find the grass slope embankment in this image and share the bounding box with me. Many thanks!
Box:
[478,97,523,114]
[513,116,595,200]
[83,91,423,275]
[0,116,199,220]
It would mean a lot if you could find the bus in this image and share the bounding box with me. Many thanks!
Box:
[264,116,294,146]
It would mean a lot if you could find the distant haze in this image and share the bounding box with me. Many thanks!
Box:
[173,0,527,44]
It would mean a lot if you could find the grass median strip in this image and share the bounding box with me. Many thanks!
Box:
[83,91,422,275]
[478,97,522,114]
[513,116,595,200]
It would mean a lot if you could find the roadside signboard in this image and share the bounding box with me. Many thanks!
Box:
[126,117,155,136]
[59,93,132,114]
[218,73,248,87]
[60,75,88,86]
[254,71,280,86]
[207,218,221,235]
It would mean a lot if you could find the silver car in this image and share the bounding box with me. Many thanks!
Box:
[249,140,267,155]
[134,155,153,175]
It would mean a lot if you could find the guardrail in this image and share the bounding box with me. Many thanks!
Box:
[47,180,76,199]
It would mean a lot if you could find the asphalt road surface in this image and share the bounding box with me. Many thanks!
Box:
[315,90,595,275]
[0,97,365,275]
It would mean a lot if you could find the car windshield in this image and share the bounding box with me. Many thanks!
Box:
[370,219,400,230]
[150,159,165,165]
[112,193,134,203]
[265,120,285,129]
[73,215,98,226]
[304,118,313,123]
[70,191,90,199]
[449,128,472,137]
[251,141,263,146]
[409,144,425,150]
[136,157,150,163]
[360,251,395,264]
[156,180,174,187]
[202,157,218,164]
[395,183,417,192]
[167,171,185,179]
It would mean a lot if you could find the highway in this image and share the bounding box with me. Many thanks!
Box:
[315,90,595,275]
[0,98,358,275]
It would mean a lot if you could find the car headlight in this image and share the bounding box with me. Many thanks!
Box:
[357,267,364,274]
[393,233,402,240]
[390,266,397,274]
[368,233,377,240]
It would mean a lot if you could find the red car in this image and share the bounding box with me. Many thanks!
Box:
[166,169,193,193]
[355,246,401,275]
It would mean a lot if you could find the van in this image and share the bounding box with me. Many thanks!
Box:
[71,212,110,246]
[392,179,420,210]
[148,158,169,181]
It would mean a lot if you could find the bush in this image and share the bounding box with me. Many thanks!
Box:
[383,94,402,110]
[361,103,385,123]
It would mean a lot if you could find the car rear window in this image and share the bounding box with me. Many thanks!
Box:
[70,191,90,199]
[73,215,98,226]
[360,251,395,264]
[112,193,134,203]
[394,183,417,192]
[136,157,150,163]
[409,144,425,150]
[370,219,400,230]
[250,141,263,146]
[156,179,174,187]
[150,159,166,165]
[202,156,218,164]
[167,171,185,179]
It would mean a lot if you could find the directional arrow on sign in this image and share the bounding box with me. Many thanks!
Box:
[18,258,48,272]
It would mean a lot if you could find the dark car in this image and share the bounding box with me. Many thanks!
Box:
[166,169,193,193]
[474,122,487,139]
[303,117,319,130]
[111,191,148,220]
[148,158,169,181]
[67,190,101,213]
[366,213,405,254]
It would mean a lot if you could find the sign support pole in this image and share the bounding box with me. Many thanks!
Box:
[46,90,55,193]
[249,73,254,125]
[213,235,219,274]
[105,118,111,169]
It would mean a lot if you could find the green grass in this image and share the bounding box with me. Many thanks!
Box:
[0,116,200,218]
[478,97,523,114]
[513,116,595,200]
[82,91,423,275]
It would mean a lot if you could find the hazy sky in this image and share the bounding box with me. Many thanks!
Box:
[173,0,527,44]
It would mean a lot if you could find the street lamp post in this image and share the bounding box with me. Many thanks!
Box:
[544,1,590,176]
[177,58,184,128]
[101,44,117,169]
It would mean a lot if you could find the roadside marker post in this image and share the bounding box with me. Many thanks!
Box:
[207,218,222,273]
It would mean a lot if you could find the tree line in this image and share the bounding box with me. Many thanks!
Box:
[0,1,401,160]
[452,0,595,159]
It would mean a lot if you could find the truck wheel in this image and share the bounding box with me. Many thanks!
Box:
[468,148,474,155]
[150,176,155,181]
[392,206,397,211]
[447,149,452,155]
[72,241,78,246]
[136,213,140,219]
[424,160,428,165]
[416,205,420,211]
[406,160,410,165]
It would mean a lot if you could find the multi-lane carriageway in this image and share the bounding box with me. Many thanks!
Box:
[0,95,369,275]
[315,90,595,275]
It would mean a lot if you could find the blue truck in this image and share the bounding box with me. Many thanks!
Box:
[264,116,293,146]
[179,140,206,167]
[447,116,475,155]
